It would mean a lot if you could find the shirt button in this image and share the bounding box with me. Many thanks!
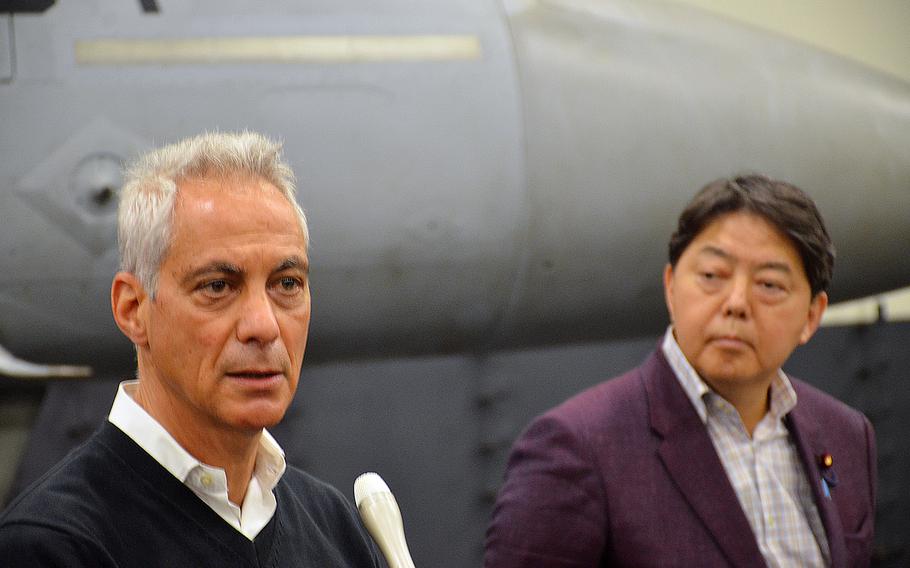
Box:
[200,473,213,488]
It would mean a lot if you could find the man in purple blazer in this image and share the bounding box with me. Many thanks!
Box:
[485,175,876,567]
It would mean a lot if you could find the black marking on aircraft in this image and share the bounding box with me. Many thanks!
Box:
[139,0,159,14]
[0,0,54,13]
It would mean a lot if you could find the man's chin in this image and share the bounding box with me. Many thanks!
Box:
[697,357,752,383]
[699,365,772,390]
[224,405,289,432]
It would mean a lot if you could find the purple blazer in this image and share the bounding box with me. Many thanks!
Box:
[485,349,876,567]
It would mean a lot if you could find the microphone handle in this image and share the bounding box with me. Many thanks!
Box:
[358,493,416,568]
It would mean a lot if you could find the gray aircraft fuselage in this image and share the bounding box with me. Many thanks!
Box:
[1,0,909,376]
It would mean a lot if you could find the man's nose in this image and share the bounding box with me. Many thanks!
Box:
[236,289,280,344]
[722,274,750,319]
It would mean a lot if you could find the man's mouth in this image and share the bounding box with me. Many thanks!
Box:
[709,335,750,349]
[226,370,282,380]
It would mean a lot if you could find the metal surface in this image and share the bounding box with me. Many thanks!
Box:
[75,35,482,65]
[0,16,11,82]
[497,0,910,348]
[1,0,909,373]
[0,344,91,378]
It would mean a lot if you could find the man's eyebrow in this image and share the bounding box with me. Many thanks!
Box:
[182,262,242,285]
[276,256,309,275]
[698,245,733,261]
[698,245,793,273]
[756,261,793,274]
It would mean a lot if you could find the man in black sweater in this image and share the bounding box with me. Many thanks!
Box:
[0,131,384,567]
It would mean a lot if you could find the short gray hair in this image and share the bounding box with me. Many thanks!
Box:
[118,131,308,295]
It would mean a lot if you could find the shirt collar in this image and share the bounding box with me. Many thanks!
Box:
[660,326,798,424]
[107,380,286,491]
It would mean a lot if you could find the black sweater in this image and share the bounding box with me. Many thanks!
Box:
[0,422,383,567]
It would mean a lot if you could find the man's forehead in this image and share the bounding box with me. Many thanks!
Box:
[177,170,267,189]
[174,174,278,205]
[163,182,307,275]
[173,175,305,237]
[686,212,804,266]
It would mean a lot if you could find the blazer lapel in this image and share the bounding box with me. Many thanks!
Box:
[786,401,847,567]
[643,352,766,568]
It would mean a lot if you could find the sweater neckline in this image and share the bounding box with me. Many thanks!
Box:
[94,422,280,566]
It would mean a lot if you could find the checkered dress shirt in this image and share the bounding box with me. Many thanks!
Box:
[662,328,830,567]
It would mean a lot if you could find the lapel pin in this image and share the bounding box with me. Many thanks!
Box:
[818,453,838,498]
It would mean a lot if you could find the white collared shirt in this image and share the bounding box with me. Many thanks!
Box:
[661,327,830,568]
[108,380,286,540]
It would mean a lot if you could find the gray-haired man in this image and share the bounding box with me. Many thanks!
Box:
[0,132,383,567]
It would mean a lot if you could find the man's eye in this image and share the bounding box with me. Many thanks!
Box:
[276,276,302,293]
[201,280,230,295]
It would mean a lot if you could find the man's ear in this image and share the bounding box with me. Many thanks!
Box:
[663,263,676,323]
[111,272,150,347]
[799,291,828,345]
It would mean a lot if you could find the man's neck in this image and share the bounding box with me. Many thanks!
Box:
[180,425,260,506]
[132,382,261,505]
[705,378,771,437]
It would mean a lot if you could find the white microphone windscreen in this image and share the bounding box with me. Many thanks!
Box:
[354,472,390,507]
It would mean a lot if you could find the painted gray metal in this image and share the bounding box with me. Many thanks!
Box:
[0,0,908,373]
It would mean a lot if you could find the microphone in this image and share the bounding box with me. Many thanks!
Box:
[354,472,416,568]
